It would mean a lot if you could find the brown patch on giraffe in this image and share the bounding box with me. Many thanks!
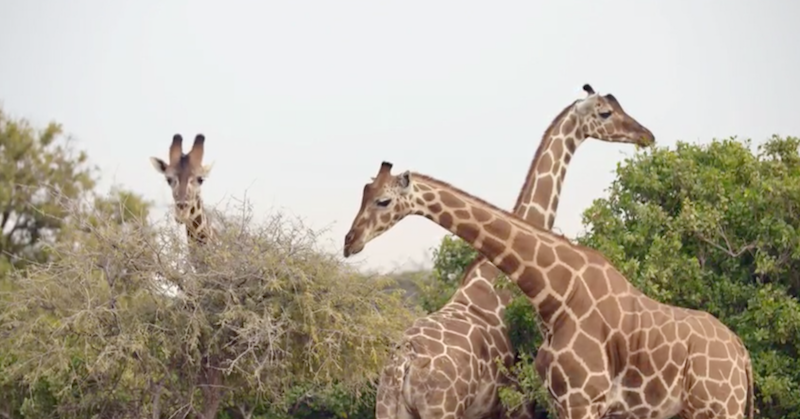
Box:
[596,298,622,328]
[567,279,593,318]
[633,349,656,376]
[438,190,466,208]
[496,253,521,277]
[708,340,728,359]
[442,330,472,351]
[423,328,443,341]
[447,318,472,336]
[551,317,577,351]
[415,198,426,206]
[554,245,585,270]
[525,211,546,228]
[584,375,609,401]
[538,294,561,324]
[560,115,578,136]
[512,232,537,261]
[534,348,554,379]
[454,209,471,220]
[490,328,509,354]
[537,152,554,173]
[443,389,459,413]
[622,368,644,388]
[532,177,554,212]
[433,357,458,381]
[607,270,629,295]
[518,267,546,297]
[564,137,577,154]
[548,264,574,296]
[485,218,512,240]
[429,203,443,214]
[439,212,454,229]
[584,267,609,300]
[423,192,436,201]
[580,310,611,342]
[647,328,667,350]
[640,312,653,329]
[624,389,644,408]
[604,331,626,372]
[661,321,678,342]
[456,223,480,244]
[471,206,491,223]
[549,365,569,398]
[463,282,499,312]
[662,363,680,386]
[677,323,692,340]
[651,345,670,371]
[573,333,604,373]
[709,359,733,380]
[418,336,445,354]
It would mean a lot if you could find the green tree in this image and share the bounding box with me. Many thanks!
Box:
[0,107,95,276]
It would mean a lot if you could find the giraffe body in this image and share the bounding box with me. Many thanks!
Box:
[372,85,655,419]
[343,164,754,419]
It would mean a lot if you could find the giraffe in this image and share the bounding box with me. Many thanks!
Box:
[149,133,217,264]
[342,162,755,419]
[368,84,655,419]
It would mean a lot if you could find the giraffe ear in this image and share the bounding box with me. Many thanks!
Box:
[199,162,214,177]
[397,171,411,190]
[150,157,168,174]
[575,95,597,116]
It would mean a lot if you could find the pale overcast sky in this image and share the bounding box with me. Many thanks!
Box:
[1,1,799,273]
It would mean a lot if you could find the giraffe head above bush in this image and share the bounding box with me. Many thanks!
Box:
[150,133,213,224]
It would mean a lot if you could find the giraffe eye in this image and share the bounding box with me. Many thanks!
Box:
[376,198,392,207]
[599,111,612,119]
[196,176,204,185]
[166,177,176,186]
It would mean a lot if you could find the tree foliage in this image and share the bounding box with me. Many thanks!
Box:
[0,108,95,275]
[429,136,800,418]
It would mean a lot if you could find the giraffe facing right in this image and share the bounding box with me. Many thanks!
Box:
[343,163,754,419]
[371,85,655,419]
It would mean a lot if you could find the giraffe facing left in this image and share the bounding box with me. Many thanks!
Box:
[150,133,217,250]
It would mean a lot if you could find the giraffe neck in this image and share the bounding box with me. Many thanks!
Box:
[411,173,582,331]
[184,196,214,247]
[446,104,584,314]
[513,103,584,231]
[456,103,584,287]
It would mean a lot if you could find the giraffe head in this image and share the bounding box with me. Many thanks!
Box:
[149,133,213,224]
[571,84,655,146]
[343,161,414,257]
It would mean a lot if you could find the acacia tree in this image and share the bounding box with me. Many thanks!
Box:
[427,136,800,418]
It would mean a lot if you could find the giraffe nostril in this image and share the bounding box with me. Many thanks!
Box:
[344,231,355,245]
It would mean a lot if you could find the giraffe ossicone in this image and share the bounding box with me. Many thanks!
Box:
[344,163,754,419]
[361,85,657,419]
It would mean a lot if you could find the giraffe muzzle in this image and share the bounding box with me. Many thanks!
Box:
[343,230,364,258]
